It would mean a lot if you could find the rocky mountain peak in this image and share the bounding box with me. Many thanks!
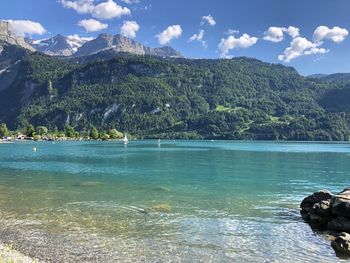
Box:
[74,33,182,58]
[0,21,35,51]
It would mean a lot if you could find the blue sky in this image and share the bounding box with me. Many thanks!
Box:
[1,0,350,75]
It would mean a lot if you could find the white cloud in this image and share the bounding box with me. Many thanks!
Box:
[313,26,348,43]
[120,20,139,38]
[156,25,182,45]
[226,29,239,35]
[59,0,130,20]
[121,0,140,3]
[59,0,94,14]
[201,15,216,26]
[78,19,108,32]
[7,20,46,36]
[263,26,300,42]
[285,26,300,38]
[189,30,207,48]
[263,27,285,42]
[278,37,328,62]
[92,0,130,19]
[219,33,258,57]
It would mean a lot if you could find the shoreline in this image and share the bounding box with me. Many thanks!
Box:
[0,243,38,263]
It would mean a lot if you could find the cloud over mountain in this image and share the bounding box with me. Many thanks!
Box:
[78,19,108,32]
[59,0,130,20]
[313,26,348,43]
[120,20,139,38]
[278,37,328,62]
[219,33,258,57]
[189,30,207,48]
[156,25,182,45]
[263,26,300,43]
[7,20,46,36]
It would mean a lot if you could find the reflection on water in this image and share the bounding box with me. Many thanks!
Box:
[0,141,349,262]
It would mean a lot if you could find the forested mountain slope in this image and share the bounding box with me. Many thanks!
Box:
[1,45,350,140]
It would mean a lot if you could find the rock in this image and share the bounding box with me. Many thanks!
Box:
[328,217,350,232]
[307,200,333,227]
[74,33,182,58]
[0,21,35,51]
[300,190,333,213]
[331,232,350,255]
[331,188,350,218]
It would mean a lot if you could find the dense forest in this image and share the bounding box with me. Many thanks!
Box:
[1,44,350,140]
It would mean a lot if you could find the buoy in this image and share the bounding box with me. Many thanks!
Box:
[33,147,37,152]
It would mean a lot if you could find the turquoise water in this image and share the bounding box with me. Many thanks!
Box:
[0,141,349,262]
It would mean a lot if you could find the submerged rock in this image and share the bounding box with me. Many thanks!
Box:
[331,232,350,255]
[150,203,172,213]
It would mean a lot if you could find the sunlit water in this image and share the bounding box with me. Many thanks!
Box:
[0,141,349,262]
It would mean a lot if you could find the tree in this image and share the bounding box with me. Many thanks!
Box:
[36,126,48,136]
[90,127,99,140]
[64,124,76,138]
[109,129,123,139]
[24,124,35,137]
[0,123,9,138]
[100,131,110,141]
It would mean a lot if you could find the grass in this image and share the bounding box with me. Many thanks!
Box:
[214,105,243,113]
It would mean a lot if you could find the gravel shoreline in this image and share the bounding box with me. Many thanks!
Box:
[0,243,39,263]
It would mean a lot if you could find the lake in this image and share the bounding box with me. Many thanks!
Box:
[0,140,349,262]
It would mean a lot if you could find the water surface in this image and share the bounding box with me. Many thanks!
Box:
[0,141,349,262]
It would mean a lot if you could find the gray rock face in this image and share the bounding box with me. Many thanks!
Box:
[27,34,90,56]
[331,232,350,255]
[0,21,35,51]
[75,33,182,58]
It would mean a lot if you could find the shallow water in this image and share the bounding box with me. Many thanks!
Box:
[0,140,349,262]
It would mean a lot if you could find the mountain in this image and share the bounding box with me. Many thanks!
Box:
[0,47,350,141]
[0,21,35,51]
[320,73,350,82]
[26,34,92,57]
[309,73,350,82]
[308,74,328,79]
[74,33,182,58]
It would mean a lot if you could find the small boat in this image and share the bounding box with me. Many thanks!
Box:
[123,135,129,144]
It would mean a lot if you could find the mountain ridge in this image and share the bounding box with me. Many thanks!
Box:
[73,33,182,58]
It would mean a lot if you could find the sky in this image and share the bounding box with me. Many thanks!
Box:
[1,0,350,75]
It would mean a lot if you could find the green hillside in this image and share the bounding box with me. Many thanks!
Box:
[1,48,350,140]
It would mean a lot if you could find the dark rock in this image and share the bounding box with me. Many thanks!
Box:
[307,200,333,227]
[300,190,333,213]
[331,188,350,218]
[331,232,350,255]
[328,217,350,232]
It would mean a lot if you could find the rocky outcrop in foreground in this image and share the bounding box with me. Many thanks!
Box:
[301,188,350,256]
